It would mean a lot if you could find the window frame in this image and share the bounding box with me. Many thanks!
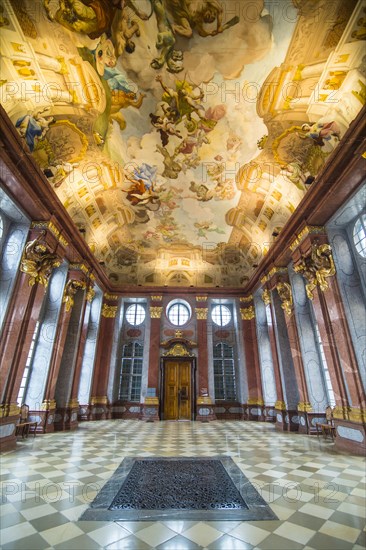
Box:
[125,303,146,326]
[213,342,237,401]
[166,300,191,327]
[211,304,232,327]
[119,341,143,402]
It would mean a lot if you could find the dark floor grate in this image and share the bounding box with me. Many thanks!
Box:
[80,456,278,521]
[109,459,248,510]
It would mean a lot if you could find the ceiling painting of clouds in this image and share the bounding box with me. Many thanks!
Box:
[0,0,365,286]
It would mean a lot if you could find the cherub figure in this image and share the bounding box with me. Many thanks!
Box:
[165,0,239,38]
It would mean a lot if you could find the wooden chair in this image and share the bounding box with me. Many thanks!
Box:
[16,404,37,438]
[316,406,336,440]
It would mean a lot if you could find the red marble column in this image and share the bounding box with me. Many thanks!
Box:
[89,294,118,420]
[68,283,94,423]
[268,269,310,433]
[45,267,88,432]
[261,283,287,430]
[142,296,162,421]
[292,226,366,453]
[240,297,264,422]
[0,226,64,449]
[195,297,216,421]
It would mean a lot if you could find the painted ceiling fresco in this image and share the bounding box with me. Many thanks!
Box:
[0,0,365,286]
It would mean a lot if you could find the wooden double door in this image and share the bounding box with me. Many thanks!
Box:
[163,360,194,420]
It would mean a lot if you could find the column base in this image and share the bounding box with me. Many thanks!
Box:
[29,409,56,433]
[246,401,265,421]
[0,413,18,452]
[54,407,79,431]
[196,397,216,421]
[90,397,108,420]
[141,398,160,422]
[274,406,300,431]
[263,405,276,422]
[334,418,366,456]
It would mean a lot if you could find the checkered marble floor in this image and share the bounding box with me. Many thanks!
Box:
[1,420,365,549]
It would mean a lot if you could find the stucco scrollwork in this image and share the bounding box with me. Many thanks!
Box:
[150,306,163,318]
[294,243,336,300]
[276,282,293,316]
[20,232,61,287]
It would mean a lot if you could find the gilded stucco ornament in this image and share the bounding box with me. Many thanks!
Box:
[101,304,118,318]
[240,306,255,320]
[294,243,336,299]
[261,288,271,305]
[150,306,163,318]
[63,279,87,312]
[195,307,208,320]
[276,282,293,316]
[86,285,95,303]
[20,232,61,287]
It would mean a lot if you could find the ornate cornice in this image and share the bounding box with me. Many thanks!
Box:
[69,262,90,275]
[268,267,288,279]
[290,225,325,252]
[31,221,68,247]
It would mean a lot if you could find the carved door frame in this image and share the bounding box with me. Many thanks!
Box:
[160,356,196,421]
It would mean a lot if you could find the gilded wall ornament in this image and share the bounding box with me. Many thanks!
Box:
[195,307,208,320]
[276,281,293,316]
[294,243,336,299]
[102,304,118,318]
[239,295,253,303]
[63,279,86,312]
[86,285,95,303]
[150,306,163,318]
[163,343,192,357]
[261,288,271,305]
[151,295,162,301]
[20,232,61,287]
[240,306,255,320]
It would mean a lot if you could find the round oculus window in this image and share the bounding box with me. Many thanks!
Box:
[125,304,146,326]
[211,304,231,326]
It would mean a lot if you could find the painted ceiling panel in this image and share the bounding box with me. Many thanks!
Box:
[0,0,365,287]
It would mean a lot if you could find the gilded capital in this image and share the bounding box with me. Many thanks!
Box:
[240,295,253,303]
[151,295,162,301]
[150,306,163,318]
[275,400,287,410]
[102,304,118,318]
[240,306,255,320]
[195,307,208,320]
[196,296,208,302]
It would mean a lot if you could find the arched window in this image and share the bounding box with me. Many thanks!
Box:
[353,214,366,257]
[213,342,237,400]
[167,299,191,326]
[119,342,143,401]
[125,304,146,326]
[211,304,231,326]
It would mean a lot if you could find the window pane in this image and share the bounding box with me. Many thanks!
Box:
[212,305,231,326]
[353,215,366,257]
[126,304,146,326]
[168,303,190,326]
